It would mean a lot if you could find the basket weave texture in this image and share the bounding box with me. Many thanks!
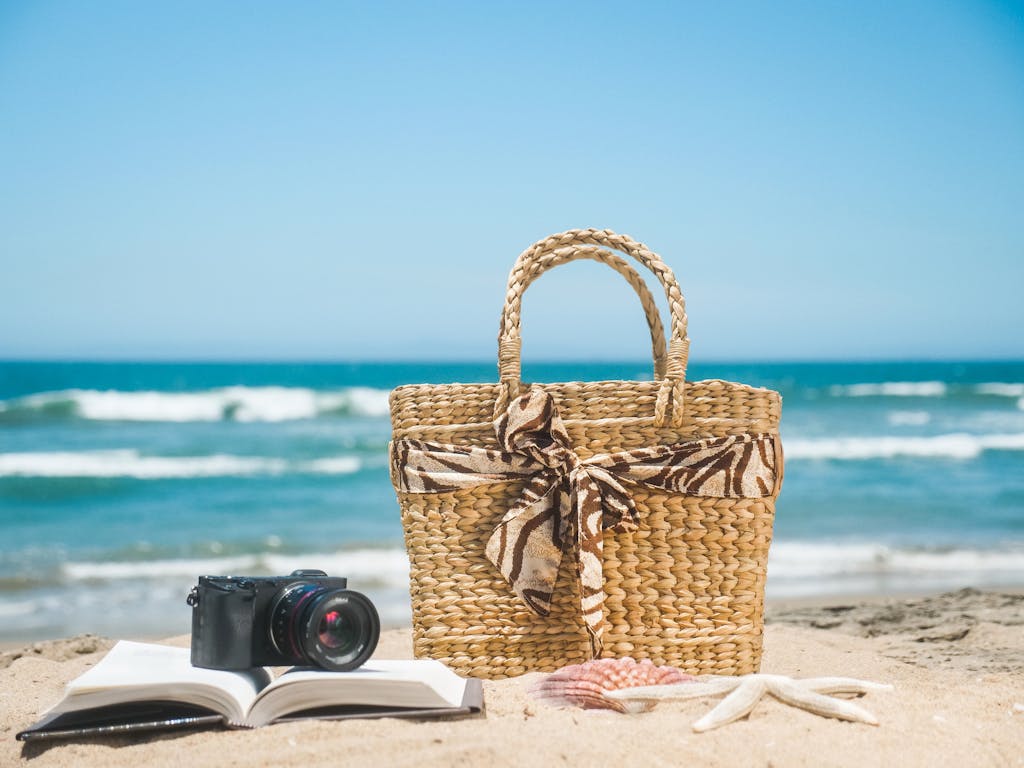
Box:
[389,229,783,680]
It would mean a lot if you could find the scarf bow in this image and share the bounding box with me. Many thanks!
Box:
[391,388,779,655]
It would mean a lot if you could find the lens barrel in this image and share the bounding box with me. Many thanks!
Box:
[270,583,380,671]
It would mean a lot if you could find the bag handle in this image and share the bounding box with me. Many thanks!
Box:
[496,228,689,428]
[509,244,668,380]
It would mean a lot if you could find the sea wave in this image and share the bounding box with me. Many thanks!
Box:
[827,381,1024,401]
[768,541,1024,577]
[40,542,1024,597]
[53,542,1024,593]
[0,600,38,619]
[975,383,1024,397]
[0,549,413,638]
[784,432,1024,460]
[830,381,947,397]
[3,433,1022,477]
[886,410,931,427]
[766,540,1024,596]
[60,548,410,588]
[2,541,1024,639]
[0,450,362,478]
[0,386,391,423]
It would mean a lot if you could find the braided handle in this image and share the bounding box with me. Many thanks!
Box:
[507,244,668,380]
[496,228,689,427]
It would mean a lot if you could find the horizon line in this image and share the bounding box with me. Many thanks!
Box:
[2,356,1024,366]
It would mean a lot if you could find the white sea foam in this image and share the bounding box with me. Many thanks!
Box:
[303,456,363,474]
[768,541,1024,577]
[61,549,410,588]
[830,381,947,397]
[784,432,1024,460]
[54,542,1024,606]
[7,552,413,638]
[886,410,931,427]
[0,386,391,422]
[333,387,391,418]
[0,451,363,478]
[767,540,1024,596]
[0,600,38,618]
[975,383,1024,397]
[62,556,260,580]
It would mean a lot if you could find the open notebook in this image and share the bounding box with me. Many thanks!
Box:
[18,641,483,741]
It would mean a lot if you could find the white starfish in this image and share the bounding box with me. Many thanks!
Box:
[605,674,893,732]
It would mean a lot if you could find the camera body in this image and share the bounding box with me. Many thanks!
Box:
[188,569,379,672]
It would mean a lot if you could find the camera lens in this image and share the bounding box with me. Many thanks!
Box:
[317,608,356,650]
[270,583,379,672]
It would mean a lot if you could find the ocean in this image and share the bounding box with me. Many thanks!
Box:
[1,360,1023,643]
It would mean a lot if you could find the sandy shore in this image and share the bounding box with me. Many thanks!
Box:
[2,588,1022,767]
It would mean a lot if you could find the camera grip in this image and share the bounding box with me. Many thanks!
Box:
[190,582,255,670]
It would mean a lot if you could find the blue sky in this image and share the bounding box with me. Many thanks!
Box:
[2,1,1022,361]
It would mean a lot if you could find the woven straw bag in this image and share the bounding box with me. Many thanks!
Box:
[389,228,783,680]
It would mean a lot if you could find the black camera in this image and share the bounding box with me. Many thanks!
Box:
[187,569,380,672]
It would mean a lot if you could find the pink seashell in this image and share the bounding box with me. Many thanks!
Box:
[529,657,694,713]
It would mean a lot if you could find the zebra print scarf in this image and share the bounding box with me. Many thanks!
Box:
[391,388,779,655]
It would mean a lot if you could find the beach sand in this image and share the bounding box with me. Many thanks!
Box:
[2,589,1022,767]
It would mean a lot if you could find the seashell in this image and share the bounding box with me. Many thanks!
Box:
[529,657,694,714]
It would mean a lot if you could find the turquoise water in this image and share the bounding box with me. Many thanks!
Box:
[2,360,1023,642]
